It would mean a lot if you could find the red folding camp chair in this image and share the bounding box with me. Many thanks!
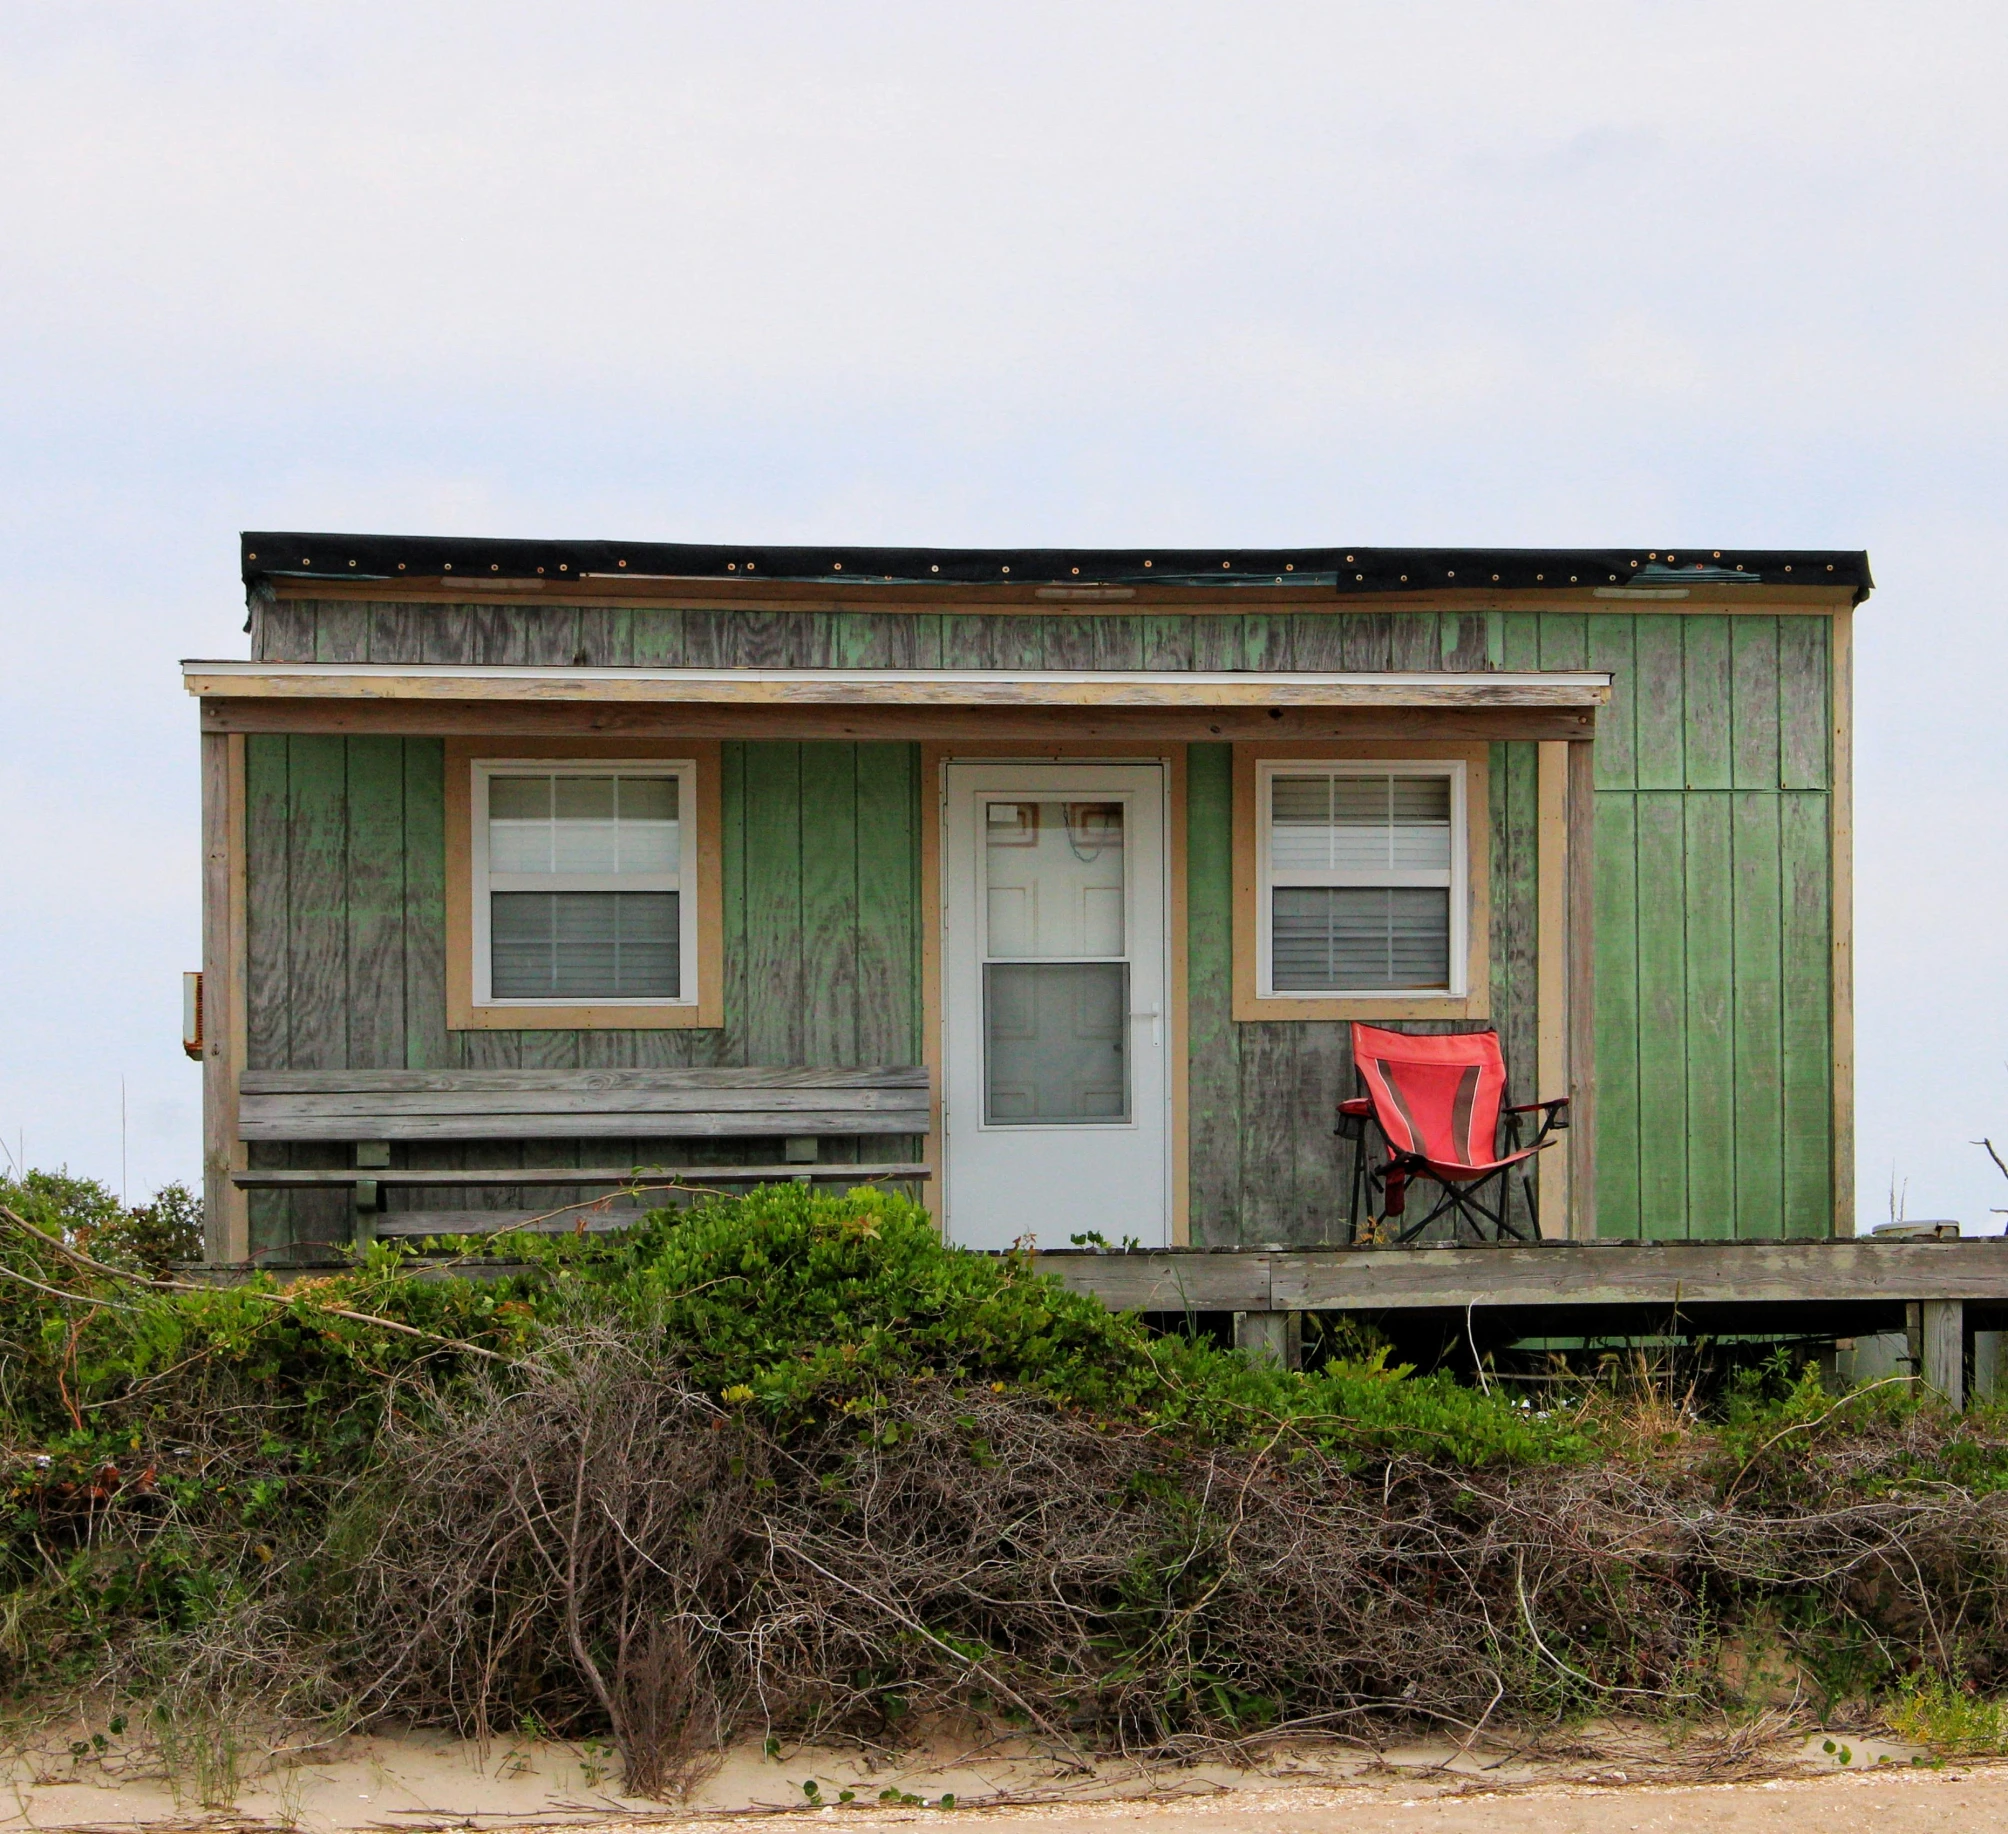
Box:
[1337,1024,1568,1244]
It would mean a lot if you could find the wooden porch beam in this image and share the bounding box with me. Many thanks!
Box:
[199,731,249,1263]
[186,662,1611,711]
[198,699,1598,745]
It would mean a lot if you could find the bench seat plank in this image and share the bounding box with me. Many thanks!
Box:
[239,1067,927,1095]
[241,1109,928,1141]
[374,1210,652,1236]
[241,1087,928,1120]
[236,1163,931,1189]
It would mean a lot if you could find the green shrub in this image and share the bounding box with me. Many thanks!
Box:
[1887,1676,2008,1755]
[0,1169,205,1272]
[501,1183,1584,1462]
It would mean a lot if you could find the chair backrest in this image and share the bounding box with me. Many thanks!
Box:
[1350,1024,1506,1167]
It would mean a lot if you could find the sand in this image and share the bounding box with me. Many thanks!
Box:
[0,1724,1996,1834]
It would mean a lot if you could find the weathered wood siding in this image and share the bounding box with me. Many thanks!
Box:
[242,727,922,1256]
[247,598,1835,1249]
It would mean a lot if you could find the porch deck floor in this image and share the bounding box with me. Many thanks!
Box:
[1029,1238,2008,1328]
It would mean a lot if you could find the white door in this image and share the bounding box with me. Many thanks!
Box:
[941,762,1169,1251]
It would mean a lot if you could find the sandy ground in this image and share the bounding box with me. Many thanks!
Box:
[1,1725,1998,1834]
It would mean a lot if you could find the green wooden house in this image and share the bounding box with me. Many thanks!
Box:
[185,536,1866,1266]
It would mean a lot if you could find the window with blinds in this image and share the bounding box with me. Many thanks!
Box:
[475,766,694,1004]
[1260,766,1463,995]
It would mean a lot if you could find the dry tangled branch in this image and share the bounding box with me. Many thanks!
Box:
[322,1322,2008,1797]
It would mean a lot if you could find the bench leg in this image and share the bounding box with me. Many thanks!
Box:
[353,1141,389,1252]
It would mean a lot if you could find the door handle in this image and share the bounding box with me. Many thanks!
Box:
[1129,1006,1162,1046]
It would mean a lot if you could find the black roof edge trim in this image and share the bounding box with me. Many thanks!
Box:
[240,534,1874,603]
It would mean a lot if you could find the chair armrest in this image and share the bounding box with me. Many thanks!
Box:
[1335,1095,1374,1140]
[1503,1096,1569,1146]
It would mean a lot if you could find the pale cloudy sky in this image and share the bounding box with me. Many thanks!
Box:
[2,3,2004,1229]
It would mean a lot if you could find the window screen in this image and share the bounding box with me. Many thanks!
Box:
[482,770,686,1002]
[1264,770,1459,994]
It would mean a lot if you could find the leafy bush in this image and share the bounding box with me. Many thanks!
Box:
[507,1183,1585,1463]
[1886,1676,2008,1755]
[0,1169,204,1272]
[3,1174,2008,1794]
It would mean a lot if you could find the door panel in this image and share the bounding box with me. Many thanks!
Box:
[943,763,1168,1250]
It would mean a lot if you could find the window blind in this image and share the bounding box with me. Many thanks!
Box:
[1271,887,1450,991]
[484,770,684,1002]
[1265,769,1458,995]
[491,892,681,999]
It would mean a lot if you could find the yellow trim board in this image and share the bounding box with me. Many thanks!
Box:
[1231,741,1493,1023]
[1536,741,1570,1238]
[444,737,723,1031]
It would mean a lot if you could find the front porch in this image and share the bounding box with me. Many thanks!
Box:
[1034,1236,2008,1407]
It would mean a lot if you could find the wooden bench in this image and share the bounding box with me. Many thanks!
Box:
[233,1066,932,1238]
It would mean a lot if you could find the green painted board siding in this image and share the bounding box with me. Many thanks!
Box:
[241,733,924,1256]
[1586,616,1833,1240]
[246,601,1837,1249]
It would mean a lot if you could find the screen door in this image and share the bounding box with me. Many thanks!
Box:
[941,762,1168,1250]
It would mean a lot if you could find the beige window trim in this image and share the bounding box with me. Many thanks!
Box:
[446,737,724,1031]
[1232,741,1492,1023]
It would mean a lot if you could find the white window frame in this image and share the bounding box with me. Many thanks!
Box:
[469,757,701,1010]
[1254,757,1468,1001]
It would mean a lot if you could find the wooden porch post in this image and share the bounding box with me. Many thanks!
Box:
[200,730,249,1264]
[1565,738,1597,1240]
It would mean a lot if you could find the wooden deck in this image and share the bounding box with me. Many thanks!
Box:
[1033,1239,2008,1405]
[1030,1238,2008,1315]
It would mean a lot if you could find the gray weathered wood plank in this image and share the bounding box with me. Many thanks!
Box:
[242,1065,928,1092]
[1026,1240,2008,1312]
[244,1085,932,1118]
[242,1109,932,1141]
[238,1161,932,1188]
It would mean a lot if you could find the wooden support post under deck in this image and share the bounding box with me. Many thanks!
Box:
[1234,1310,1296,1370]
[200,731,250,1264]
[1921,1299,1964,1409]
[1564,739,1597,1239]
